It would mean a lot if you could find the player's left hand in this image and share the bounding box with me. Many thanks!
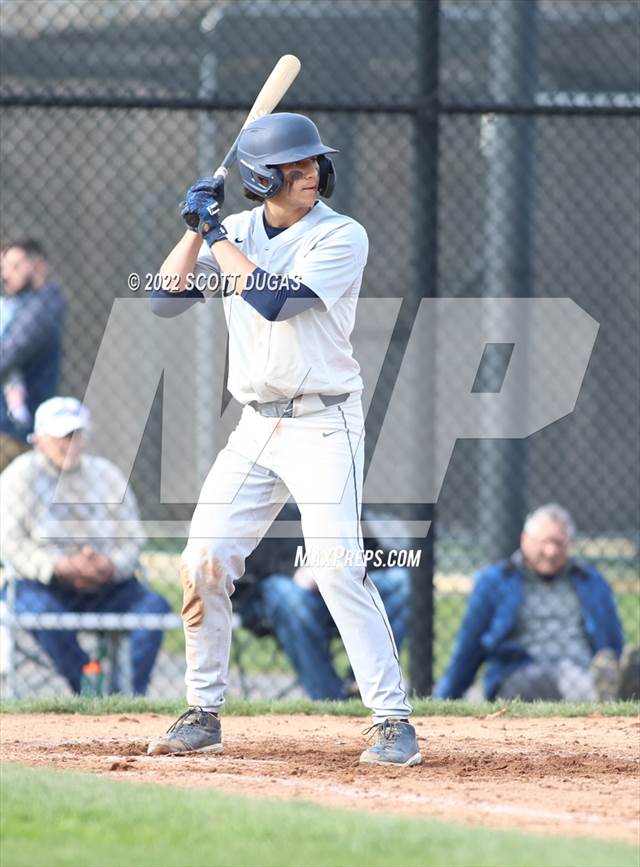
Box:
[181,176,225,230]
[195,196,228,246]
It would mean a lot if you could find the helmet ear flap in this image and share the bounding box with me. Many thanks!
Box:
[318,155,335,198]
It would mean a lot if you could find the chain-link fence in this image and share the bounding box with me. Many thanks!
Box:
[0,0,638,702]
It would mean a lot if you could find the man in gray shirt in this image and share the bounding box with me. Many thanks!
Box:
[0,397,170,693]
[499,506,612,700]
[435,505,637,702]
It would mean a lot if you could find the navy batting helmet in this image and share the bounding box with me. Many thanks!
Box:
[237,113,337,200]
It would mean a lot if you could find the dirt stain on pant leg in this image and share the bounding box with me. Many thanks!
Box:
[180,564,204,631]
[203,557,225,592]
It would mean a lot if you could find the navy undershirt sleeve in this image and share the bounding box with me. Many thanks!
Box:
[151,285,205,318]
[240,268,320,322]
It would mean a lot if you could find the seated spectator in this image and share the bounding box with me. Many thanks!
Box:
[434,504,638,702]
[237,504,410,700]
[0,240,64,471]
[0,396,170,694]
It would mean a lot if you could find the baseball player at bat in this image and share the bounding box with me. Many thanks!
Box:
[147,113,421,766]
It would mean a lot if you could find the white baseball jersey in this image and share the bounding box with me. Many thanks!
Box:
[194,201,368,404]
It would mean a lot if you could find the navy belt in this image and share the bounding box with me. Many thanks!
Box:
[249,392,350,418]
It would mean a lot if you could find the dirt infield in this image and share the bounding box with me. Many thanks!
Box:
[1,713,638,842]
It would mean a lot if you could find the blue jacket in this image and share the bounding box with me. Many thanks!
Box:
[434,554,624,700]
[0,282,64,441]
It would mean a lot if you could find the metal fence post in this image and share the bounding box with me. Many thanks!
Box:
[477,0,539,561]
[407,0,440,698]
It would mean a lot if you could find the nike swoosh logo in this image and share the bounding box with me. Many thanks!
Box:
[234,237,244,243]
[322,430,343,438]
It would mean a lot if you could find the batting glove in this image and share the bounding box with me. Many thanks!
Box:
[181,176,225,230]
[181,190,215,230]
[196,197,228,246]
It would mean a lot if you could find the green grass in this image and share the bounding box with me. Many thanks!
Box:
[2,695,638,717]
[1,765,636,867]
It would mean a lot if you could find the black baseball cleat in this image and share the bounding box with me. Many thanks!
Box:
[147,707,222,755]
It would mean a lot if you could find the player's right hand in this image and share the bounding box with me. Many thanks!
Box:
[181,176,225,230]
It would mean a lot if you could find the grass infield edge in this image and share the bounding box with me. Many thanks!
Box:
[1,695,639,717]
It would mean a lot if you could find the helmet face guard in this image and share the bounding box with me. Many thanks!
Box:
[237,113,338,200]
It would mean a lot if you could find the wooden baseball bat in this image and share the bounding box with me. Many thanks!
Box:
[212,54,302,182]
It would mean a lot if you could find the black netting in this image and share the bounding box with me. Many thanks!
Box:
[0,0,638,702]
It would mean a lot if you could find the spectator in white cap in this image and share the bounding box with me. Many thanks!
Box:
[27,395,90,470]
[0,396,170,694]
